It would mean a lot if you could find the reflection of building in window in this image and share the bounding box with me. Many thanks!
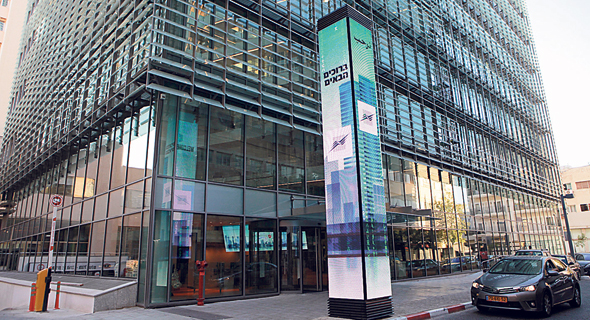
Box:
[576,181,590,189]
[46,177,95,198]
[125,189,144,209]
[581,204,589,212]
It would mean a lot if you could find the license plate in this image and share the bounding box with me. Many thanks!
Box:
[486,296,508,303]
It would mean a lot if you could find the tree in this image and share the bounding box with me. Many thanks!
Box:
[432,192,467,246]
[575,233,588,250]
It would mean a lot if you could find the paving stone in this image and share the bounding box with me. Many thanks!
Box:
[0,271,482,320]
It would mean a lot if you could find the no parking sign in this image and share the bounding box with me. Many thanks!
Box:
[50,194,63,207]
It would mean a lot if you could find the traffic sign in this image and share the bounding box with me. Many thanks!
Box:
[50,195,63,207]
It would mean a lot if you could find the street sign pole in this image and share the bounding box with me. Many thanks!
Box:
[48,206,57,270]
[561,194,576,255]
[48,195,63,270]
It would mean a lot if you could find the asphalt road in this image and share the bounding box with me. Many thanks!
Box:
[437,276,590,320]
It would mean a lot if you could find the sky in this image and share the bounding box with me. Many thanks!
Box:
[526,0,590,168]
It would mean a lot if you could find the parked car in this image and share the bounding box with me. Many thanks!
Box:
[441,256,479,272]
[514,249,551,257]
[574,253,590,275]
[406,259,439,277]
[471,256,581,317]
[441,257,462,273]
[553,254,582,279]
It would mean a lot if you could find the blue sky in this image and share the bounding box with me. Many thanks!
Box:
[527,0,590,168]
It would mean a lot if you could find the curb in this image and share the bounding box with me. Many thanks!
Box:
[391,302,473,320]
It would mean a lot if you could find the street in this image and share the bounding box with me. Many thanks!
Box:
[437,276,590,319]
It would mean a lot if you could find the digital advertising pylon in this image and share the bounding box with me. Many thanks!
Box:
[318,5,393,320]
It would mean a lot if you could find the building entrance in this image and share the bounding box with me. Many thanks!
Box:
[279,221,327,292]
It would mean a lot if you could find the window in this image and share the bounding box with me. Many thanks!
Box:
[545,259,557,272]
[564,183,572,190]
[170,212,204,301]
[576,181,590,189]
[575,253,590,261]
[208,107,244,185]
[553,258,567,271]
[581,204,589,212]
[475,203,481,213]
[0,21,5,31]
[567,205,577,213]
[1,0,8,7]
[205,215,243,298]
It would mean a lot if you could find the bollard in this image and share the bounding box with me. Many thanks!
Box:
[54,281,61,309]
[29,283,36,312]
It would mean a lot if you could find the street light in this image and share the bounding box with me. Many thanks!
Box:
[560,192,575,256]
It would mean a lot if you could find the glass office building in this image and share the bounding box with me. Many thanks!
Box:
[0,0,564,307]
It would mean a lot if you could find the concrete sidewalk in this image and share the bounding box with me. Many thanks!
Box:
[0,271,482,320]
[390,271,481,316]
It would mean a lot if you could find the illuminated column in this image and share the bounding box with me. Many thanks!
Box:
[318,5,393,319]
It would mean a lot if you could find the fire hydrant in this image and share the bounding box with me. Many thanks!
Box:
[195,260,208,306]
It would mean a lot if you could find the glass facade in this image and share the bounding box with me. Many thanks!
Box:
[148,97,324,304]
[383,154,563,280]
[1,103,155,276]
[0,0,564,308]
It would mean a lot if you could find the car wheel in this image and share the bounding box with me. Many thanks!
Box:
[570,285,582,308]
[540,292,552,317]
[476,306,489,313]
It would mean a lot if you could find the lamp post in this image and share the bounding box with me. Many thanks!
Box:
[560,193,575,256]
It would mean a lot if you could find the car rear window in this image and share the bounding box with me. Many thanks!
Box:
[515,251,541,256]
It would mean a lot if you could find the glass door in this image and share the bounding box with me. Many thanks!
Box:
[280,224,327,292]
[280,225,300,291]
[302,227,325,291]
